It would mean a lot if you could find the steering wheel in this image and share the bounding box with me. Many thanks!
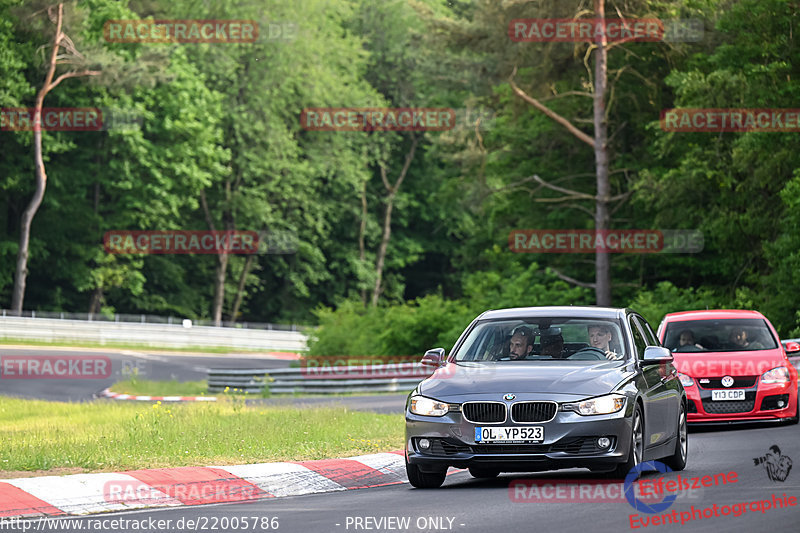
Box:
[673,345,702,353]
[565,347,607,360]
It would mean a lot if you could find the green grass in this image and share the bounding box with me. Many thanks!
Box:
[0,337,304,355]
[110,377,410,399]
[111,378,209,397]
[0,396,403,474]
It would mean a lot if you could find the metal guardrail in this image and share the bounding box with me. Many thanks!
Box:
[0,315,308,351]
[208,363,432,394]
[0,309,305,331]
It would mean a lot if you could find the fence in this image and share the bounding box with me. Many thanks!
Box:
[207,363,432,394]
[0,309,304,331]
[0,315,308,351]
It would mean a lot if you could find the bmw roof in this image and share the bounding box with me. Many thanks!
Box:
[477,306,630,321]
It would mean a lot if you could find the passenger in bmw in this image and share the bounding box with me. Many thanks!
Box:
[507,325,534,360]
[539,329,565,358]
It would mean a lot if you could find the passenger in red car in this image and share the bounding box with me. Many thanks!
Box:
[729,327,765,350]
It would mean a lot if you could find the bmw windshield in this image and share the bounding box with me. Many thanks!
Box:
[452,318,627,362]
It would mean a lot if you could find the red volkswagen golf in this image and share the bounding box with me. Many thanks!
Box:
[657,310,798,424]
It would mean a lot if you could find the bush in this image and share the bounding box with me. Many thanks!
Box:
[629,281,722,328]
[308,262,594,357]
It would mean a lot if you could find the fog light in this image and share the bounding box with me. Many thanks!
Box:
[597,437,611,449]
[419,438,431,450]
[778,400,786,408]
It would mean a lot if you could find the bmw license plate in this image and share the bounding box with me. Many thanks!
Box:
[475,426,543,443]
[711,389,745,401]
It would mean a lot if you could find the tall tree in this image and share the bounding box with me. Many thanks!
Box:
[11,2,100,313]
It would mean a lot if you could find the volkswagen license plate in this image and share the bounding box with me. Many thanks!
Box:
[711,389,745,401]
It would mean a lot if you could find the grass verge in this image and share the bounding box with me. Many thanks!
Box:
[110,378,210,397]
[109,378,408,398]
[0,396,403,474]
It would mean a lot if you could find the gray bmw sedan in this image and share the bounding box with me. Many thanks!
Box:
[405,306,687,488]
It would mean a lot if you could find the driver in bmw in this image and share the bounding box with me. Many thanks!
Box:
[588,324,623,360]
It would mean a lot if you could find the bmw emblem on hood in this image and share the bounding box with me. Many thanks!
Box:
[503,393,516,401]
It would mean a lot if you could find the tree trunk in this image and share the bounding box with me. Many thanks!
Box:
[359,180,368,306]
[371,194,395,306]
[593,0,611,306]
[371,137,418,306]
[230,252,255,322]
[212,252,229,326]
[10,3,99,312]
[11,119,47,313]
[88,286,103,314]
[11,5,62,313]
[200,188,232,326]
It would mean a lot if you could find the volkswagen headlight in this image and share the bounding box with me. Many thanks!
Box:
[761,366,791,384]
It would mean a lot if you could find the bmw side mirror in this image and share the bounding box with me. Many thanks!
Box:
[422,348,446,367]
[642,346,673,365]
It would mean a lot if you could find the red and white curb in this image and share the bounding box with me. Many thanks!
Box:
[0,451,407,518]
[97,388,217,402]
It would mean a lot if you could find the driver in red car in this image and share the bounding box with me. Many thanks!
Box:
[678,329,705,350]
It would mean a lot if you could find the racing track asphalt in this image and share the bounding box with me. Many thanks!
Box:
[22,420,800,533]
[0,345,409,412]
[0,346,292,402]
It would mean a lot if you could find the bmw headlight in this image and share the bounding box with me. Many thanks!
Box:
[562,394,626,415]
[409,395,449,417]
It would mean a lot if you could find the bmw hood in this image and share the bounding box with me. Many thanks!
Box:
[417,361,631,401]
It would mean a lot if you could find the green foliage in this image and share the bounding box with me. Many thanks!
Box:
[1,0,798,342]
[309,257,595,356]
[629,281,722,329]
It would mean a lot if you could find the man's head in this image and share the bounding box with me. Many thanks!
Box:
[588,324,613,351]
[509,325,534,360]
[729,327,749,347]
[540,332,564,358]
[679,330,695,346]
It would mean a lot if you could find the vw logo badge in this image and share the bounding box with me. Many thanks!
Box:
[503,393,515,401]
[721,376,734,388]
